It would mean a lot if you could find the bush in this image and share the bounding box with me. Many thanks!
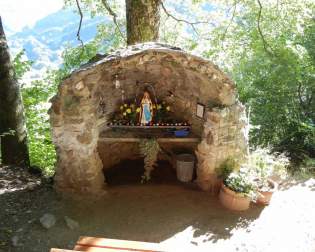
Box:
[22,79,57,176]
[247,148,289,185]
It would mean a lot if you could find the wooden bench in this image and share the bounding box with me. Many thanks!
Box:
[50,236,164,252]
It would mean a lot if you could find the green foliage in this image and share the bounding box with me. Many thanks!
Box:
[10,50,55,175]
[22,78,57,176]
[216,157,239,180]
[205,0,315,169]
[139,138,160,183]
[246,148,289,188]
[12,50,32,80]
[64,0,126,46]
[224,169,256,199]
[298,157,315,176]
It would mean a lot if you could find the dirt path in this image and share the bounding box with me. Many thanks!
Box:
[1,165,315,252]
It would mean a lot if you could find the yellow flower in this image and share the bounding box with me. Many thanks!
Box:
[123,112,127,116]
[136,107,141,113]
[157,104,162,110]
[166,106,171,111]
[124,104,128,107]
[152,104,156,109]
[120,106,124,110]
[126,108,132,114]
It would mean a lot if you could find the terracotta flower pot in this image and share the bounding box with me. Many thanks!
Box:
[219,184,251,211]
[256,179,278,206]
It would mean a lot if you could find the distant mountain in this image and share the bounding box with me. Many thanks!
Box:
[8,8,103,78]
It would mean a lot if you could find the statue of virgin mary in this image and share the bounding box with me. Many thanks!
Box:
[139,91,153,125]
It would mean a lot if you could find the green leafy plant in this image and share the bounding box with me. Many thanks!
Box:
[246,148,289,190]
[113,103,139,124]
[154,102,171,123]
[22,79,57,176]
[204,1,315,171]
[216,157,240,180]
[224,168,257,199]
[139,138,160,183]
[12,50,33,80]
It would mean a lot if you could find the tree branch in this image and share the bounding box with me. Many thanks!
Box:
[75,0,84,47]
[257,0,274,56]
[297,81,313,118]
[160,1,209,35]
[101,0,126,43]
[221,0,238,41]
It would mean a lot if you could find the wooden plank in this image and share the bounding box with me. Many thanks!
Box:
[74,236,163,252]
[50,249,81,252]
[108,125,190,130]
[98,137,200,143]
[99,137,141,143]
[157,138,199,143]
[74,245,134,251]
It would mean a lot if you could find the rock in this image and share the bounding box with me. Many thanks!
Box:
[64,216,79,230]
[39,213,56,229]
[11,235,19,247]
[196,103,249,192]
[26,182,37,191]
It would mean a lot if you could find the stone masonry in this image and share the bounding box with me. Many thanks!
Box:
[49,42,249,195]
[196,103,249,193]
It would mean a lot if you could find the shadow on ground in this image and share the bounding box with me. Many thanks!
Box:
[279,176,315,191]
[0,163,263,252]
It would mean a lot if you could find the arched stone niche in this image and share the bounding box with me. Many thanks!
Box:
[49,42,249,195]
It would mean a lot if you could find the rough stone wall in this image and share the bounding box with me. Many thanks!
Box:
[196,103,249,193]
[49,42,248,195]
[50,72,105,194]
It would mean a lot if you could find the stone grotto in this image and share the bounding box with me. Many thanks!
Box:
[49,42,249,195]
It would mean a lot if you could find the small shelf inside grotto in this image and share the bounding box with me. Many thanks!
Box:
[99,128,200,143]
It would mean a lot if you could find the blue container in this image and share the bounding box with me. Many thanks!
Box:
[174,129,189,137]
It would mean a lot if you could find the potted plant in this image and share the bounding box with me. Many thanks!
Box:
[248,148,289,205]
[219,168,256,211]
[213,157,239,195]
[254,177,278,205]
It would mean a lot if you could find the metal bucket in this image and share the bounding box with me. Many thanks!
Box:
[176,154,195,182]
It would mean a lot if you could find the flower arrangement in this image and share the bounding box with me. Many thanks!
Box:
[154,101,171,123]
[223,168,257,200]
[108,100,188,127]
[119,103,139,124]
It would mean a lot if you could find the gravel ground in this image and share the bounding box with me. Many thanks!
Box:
[0,165,315,252]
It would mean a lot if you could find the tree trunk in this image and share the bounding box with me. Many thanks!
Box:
[0,16,30,167]
[126,0,161,45]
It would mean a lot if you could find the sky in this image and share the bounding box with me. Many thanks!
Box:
[0,0,63,33]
